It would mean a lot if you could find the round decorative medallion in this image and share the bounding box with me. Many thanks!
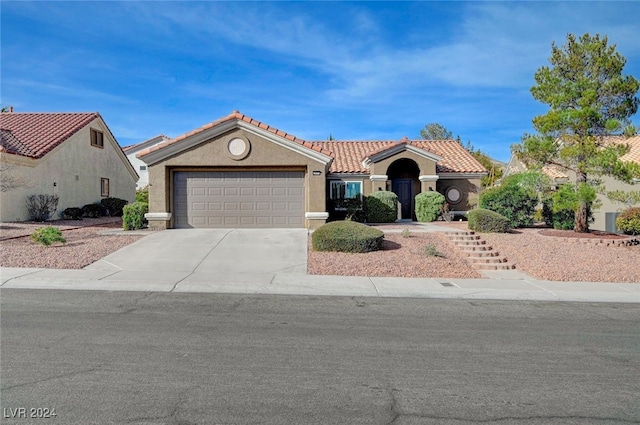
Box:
[228,138,247,156]
[445,187,461,204]
[226,137,250,160]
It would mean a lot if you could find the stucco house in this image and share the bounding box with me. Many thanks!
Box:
[505,135,640,232]
[138,111,486,230]
[124,135,170,190]
[0,112,138,222]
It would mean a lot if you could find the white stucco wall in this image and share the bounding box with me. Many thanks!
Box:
[126,152,150,190]
[0,118,137,222]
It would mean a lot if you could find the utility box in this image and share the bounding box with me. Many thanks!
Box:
[605,212,619,233]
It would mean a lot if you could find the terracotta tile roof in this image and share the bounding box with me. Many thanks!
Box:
[0,112,99,159]
[541,165,569,180]
[618,135,640,164]
[137,111,332,158]
[310,140,487,174]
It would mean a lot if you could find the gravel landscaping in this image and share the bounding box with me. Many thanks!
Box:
[2,218,638,283]
[0,218,145,269]
[308,231,482,279]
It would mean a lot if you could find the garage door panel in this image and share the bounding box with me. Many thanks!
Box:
[174,171,305,228]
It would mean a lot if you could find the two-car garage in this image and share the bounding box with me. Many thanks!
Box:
[173,171,305,228]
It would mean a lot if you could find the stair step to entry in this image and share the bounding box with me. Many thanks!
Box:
[443,230,516,272]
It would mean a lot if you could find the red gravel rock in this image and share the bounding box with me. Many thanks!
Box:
[0,219,144,269]
[308,232,481,279]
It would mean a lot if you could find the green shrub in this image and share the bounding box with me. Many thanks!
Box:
[479,183,537,228]
[30,226,66,246]
[543,184,596,230]
[616,207,640,235]
[62,207,84,220]
[123,202,149,230]
[25,194,59,221]
[424,244,446,258]
[101,197,128,217]
[82,203,104,218]
[312,221,384,253]
[365,191,398,223]
[136,187,149,204]
[468,208,511,233]
[415,191,446,222]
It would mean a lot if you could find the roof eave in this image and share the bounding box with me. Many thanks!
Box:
[437,172,488,179]
[139,118,333,166]
[362,144,443,169]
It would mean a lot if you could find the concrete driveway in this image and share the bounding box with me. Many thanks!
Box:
[85,228,308,287]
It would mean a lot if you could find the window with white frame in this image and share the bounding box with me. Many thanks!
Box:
[330,181,362,210]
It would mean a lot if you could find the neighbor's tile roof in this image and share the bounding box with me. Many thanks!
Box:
[137,111,332,158]
[0,112,99,159]
[310,140,487,174]
[618,135,640,164]
[123,134,170,153]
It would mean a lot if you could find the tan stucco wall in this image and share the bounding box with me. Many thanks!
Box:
[146,128,329,229]
[0,118,137,222]
[437,178,481,211]
[592,176,640,232]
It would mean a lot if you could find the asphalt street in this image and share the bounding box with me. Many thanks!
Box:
[1,289,639,424]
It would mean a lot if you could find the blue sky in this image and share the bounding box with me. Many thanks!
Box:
[2,1,640,162]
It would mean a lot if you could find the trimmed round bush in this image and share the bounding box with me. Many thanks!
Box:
[82,203,104,218]
[365,191,398,223]
[101,197,128,217]
[468,208,511,233]
[123,202,149,230]
[312,220,384,253]
[415,191,446,222]
[62,207,84,220]
[479,184,537,228]
[616,207,640,235]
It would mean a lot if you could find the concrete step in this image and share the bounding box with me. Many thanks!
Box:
[474,263,516,271]
[468,257,509,265]
[444,231,475,236]
[449,235,482,241]
[460,250,501,258]
[456,245,494,252]
[451,240,486,246]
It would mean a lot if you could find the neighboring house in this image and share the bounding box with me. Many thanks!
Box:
[0,112,138,222]
[123,135,170,190]
[137,111,487,230]
[504,135,640,232]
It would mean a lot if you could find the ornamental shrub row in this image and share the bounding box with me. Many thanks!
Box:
[616,207,640,235]
[312,220,384,253]
[468,208,511,233]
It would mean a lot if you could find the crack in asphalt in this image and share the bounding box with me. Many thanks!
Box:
[387,387,401,424]
[117,292,155,314]
[1,365,103,391]
[123,387,195,425]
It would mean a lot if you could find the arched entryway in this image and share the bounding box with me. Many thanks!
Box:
[387,158,420,220]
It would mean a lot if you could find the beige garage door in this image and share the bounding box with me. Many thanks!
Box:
[174,171,305,228]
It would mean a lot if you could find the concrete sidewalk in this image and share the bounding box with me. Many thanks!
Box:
[2,266,639,303]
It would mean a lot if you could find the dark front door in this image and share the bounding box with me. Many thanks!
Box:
[392,179,413,219]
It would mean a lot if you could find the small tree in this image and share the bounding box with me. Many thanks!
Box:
[512,33,640,232]
[420,123,454,140]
